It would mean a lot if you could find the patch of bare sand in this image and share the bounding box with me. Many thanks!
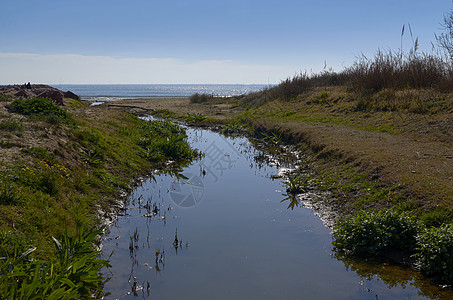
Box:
[100,98,237,119]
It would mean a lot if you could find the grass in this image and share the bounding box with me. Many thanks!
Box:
[0,98,200,296]
[0,227,110,298]
[185,113,207,122]
[9,97,75,125]
[333,209,453,284]
[238,47,453,114]
[0,119,24,132]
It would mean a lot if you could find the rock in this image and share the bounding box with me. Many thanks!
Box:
[64,90,80,100]
[37,90,64,105]
[14,89,35,99]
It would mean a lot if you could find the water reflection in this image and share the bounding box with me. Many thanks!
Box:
[334,252,453,299]
[101,126,453,299]
[280,194,302,210]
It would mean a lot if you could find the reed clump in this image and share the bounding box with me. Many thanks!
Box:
[239,49,453,110]
[190,93,215,103]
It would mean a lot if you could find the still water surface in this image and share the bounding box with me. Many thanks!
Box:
[102,126,449,299]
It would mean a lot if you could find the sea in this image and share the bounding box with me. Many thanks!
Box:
[51,84,268,102]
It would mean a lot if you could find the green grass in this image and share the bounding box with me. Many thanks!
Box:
[185,113,207,122]
[0,227,110,299]
[0,107,200,296]
[9,97,75,125]
[0,119,24,132]
[333,209,453,284]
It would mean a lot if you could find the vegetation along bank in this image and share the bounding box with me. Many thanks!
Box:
[105,45,453,285]
[0,89,199,298]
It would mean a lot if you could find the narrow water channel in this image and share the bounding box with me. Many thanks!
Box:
[101,125,450,299]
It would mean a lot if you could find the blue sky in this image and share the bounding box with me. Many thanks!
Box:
[1,0,452,84]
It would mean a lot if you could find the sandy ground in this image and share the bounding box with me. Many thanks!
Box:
[99,98,237,119]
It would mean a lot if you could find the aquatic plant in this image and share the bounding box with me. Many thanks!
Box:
[282,174,306,195]
[280,194,301,210]
[217,122,250,135]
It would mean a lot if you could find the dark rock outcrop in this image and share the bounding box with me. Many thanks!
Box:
[14,89,35,99]
[37,89,64,105]
[64,90,80,100]
[0,84,79,106]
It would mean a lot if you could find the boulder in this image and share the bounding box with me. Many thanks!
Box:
[64,90,80,100]
[37,90,64,105]
[15,89,36,99]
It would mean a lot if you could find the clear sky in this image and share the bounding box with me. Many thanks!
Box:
[1,0,452,84]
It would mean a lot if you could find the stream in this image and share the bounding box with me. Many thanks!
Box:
[101,124,452,299]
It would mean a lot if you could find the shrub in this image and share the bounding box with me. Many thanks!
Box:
[333,209,422,256]
[414,225,453,283]
[9,98,74,125]
[190,93,214,103]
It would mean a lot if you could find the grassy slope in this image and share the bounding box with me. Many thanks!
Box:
[0,97,199,297]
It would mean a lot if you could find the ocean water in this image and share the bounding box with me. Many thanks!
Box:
[52,84,268,101]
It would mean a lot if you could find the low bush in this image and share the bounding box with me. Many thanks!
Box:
[414,225,453,283]
[190,93,214,103]
[333,209,421,256]
[9,98,74,125]
[333,208,453,284]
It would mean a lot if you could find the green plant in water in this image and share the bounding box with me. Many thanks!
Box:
[138,119,199,162]
[283,174,306,195]
[217,122,250,135]
[280,194,300,210]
